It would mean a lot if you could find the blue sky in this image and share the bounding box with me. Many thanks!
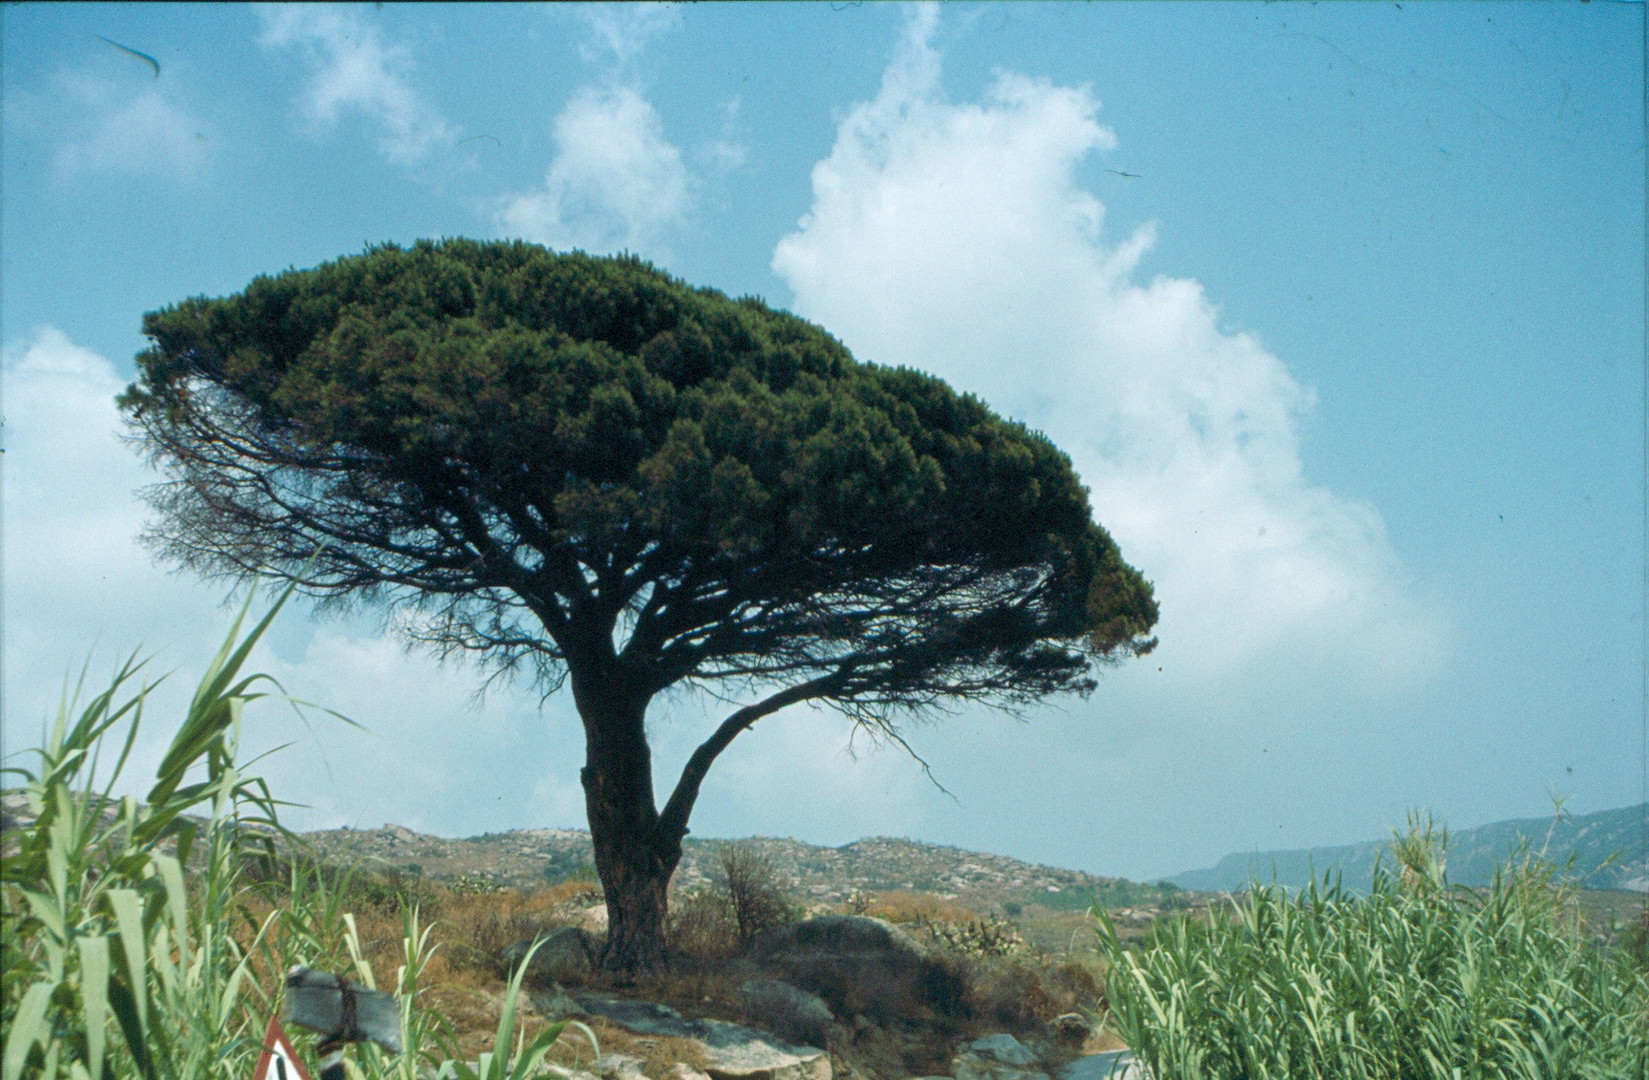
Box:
[2,2,1643,882]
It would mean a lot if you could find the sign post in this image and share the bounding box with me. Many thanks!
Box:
[281,966,404,1080]
[252,1014,312,1080]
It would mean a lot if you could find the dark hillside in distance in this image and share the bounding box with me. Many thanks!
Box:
[1168,803,1648,894]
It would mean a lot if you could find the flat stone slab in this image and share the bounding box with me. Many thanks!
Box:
[572,996,830,1080]
[950,1053,1048,1080]
[1059,1051,1149,1080]
[573,997,704,1040]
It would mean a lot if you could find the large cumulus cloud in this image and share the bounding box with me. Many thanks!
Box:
[773,8,1446,695]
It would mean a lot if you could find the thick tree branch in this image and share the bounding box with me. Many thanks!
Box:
[657,670,850,844]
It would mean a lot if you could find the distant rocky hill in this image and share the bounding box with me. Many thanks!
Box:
[1168,803,1648,894]
[296,823,1168,911]
[0,787,1169,910]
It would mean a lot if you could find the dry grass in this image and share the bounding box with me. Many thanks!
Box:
[237,876,605,994]
[429,880,604,978]
[666,884,741,961]
[861,890,983,925]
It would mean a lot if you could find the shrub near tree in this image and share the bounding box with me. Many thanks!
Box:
[718,844,801,947]
[120,239,1159,972]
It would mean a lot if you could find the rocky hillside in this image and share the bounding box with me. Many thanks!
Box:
[296,823,1164,911]
[1168,803,1649,894]
[1,788,1174,911]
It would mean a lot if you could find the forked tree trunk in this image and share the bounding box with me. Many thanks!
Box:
[572,667,682,975]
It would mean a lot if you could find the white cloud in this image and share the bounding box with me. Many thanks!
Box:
[645,690,941,846]
[0,329,580,836]
[257,4,455,165]
[246,628,588,834]
[577,3,684,65]
[33,72,211,180]
[772,9,1446,693]
[2,329,227,770]
[497,86,690,258]
[699,98,749,174]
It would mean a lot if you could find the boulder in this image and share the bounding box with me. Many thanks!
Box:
[502,926,599,987]
[738,978,836,1049]
[747,916,922,962]
[572,997,700,1039]
[665,1066,713,1080]
[699,1023,830,1080]
[745,916,964,1021]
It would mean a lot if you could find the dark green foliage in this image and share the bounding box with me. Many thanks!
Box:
[1047,879,1173,912]
[122,239,1154,699]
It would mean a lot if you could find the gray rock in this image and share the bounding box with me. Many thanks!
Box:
[967,1035,1039,1067]
[745,916,963,1021]
[747,916,924,964]
[503,926,600,987]
[1059,1051,1150,1080]
[593,1055,650,1080]
[529,983,583,1020]
[665,1065,713,1080]
[738,978,836,1049]
[699,1024,830,1080]
[950,1052,1049,1080]
[573,997,700,1039]
[571,996,830,1080]
[540,1068,600,1080]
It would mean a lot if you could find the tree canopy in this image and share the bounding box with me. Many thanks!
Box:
[124,238,1156,705]
[120,238,1158,969]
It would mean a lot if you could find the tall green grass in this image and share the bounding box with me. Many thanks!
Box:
[1091,816,1649,1080]
[1,586,586,1080]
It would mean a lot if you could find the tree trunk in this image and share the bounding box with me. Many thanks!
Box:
[572,666,682,975]
[593,827,672,974]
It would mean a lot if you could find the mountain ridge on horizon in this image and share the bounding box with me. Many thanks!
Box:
[1166,802,1648,894]
[6,791,1641,899]
[292,823,1161,912]
[288,801,1648,903]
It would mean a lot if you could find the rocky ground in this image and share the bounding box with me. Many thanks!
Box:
[494,915,1149,1080]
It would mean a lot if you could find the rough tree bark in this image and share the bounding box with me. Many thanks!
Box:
[571,663,683,974]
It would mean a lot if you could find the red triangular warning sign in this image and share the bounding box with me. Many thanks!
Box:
[253,1014,312,1080]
